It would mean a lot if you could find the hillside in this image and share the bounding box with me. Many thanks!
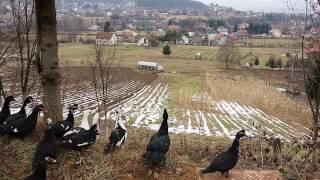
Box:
[136,0,207,10]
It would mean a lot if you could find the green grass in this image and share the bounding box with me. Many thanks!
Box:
[58,43,294,69]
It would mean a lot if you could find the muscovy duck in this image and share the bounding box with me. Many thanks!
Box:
[0,96,15,124]
[62,123,99,149]
[201,130,246,177]
[51,104,78,138]
[143,109,170,165]
[3,96,33,125]
[79,110,90,130]
[104,108,127,154]
[0,104,45,136]
[32,127,57,169]
[24,162,46,180]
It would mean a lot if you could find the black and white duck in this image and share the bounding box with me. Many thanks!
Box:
[0,104,45,136]
[201,130,246,177]
[0,96,15,124]
[104,107,127,154]
[51,104,78,138]
[62,123,99,149]
[3,96,33,125]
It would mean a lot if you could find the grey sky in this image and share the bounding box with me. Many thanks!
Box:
[197,0,305,12]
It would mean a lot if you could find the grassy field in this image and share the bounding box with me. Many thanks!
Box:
[59,43,294,69]
[1,42,317,179]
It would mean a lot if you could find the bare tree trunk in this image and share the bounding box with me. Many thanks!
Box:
[35,0,63,122]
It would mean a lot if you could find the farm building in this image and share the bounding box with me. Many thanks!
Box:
[137,37,149,46]
[137,61,163,72]
[96,32,118,45]
[209,34,239,46]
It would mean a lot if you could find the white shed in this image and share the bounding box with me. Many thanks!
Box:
[137,61,163,72]
[137,37,149,46]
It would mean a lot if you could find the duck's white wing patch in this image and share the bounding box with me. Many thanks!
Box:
[77,142,89,147]
[63,128,80,136]
[13,128,18,133]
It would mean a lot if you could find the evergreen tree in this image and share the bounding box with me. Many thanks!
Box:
[163,45,172,56]
[276,58,283,68]
[233,25,238,32]
[254,57,260,66]
[266,55,276,68]
[104,21,111,32]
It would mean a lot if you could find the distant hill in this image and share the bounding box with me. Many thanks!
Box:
[136,0,207,10]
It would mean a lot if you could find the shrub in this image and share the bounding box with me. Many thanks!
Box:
[276,58,283,68]
[162,44,172,56]
[266,55,276,68]
[254,57,260,66]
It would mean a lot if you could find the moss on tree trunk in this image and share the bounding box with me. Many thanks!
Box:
[35,0,62,122]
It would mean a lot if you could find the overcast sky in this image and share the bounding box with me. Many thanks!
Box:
[197,0,305,12]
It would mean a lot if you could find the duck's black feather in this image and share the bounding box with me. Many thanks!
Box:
[202,130,246,176]
[0,105,43,136]
[32,128,57,169]
[51,105,77,138]
[3,96,33,124]
[24,162,46,180]
[105,126,126,153]
[0,96,14,124]
[62,124,99,149]
[143,109,170,165]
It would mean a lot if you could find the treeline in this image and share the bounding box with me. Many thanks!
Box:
[247,23,272,34]
[207,19,225,29]
[137,0,206,10]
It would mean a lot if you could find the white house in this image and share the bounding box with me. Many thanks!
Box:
[137,37,149,46]
[88,25,102,32]
[269,29,282,38]
[181,35,190,45]
[137,61,163,72]
[217,26,229,35]
[96,32,118,45]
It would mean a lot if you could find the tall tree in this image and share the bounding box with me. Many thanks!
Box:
[216,40,240,69]
[10,0,37,98]
[35,0,63,122]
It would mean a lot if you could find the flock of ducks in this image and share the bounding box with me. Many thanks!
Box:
[0,96,247,179]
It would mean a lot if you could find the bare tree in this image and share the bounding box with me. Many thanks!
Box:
[0,29,16,68]
[0,28,16,100]
[35,0,63,122]
[216,40,240,69]
[90,44,118,133]
[10,0,37,98]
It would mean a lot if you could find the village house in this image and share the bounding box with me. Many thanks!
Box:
[88,25,102,32]
[235,29,249,39]
[137,37,149,46]
[269,29,282,38]
[209,34,239,46]
[238,23,249,30]
[96,32,118,45]
[116,29,138,43]
[310,27,320,35]
[167,24,180,32]
[217,26,229,35]
[180,35,190,45]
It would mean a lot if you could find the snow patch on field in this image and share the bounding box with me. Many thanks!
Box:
[1,82,310,141]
